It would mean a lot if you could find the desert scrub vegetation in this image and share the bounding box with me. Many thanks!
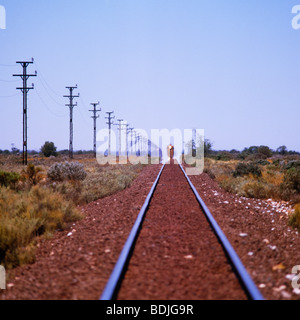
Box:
[0,186,82,269]
[0,155,145,269]
[47,161,87,182]
[204,158,300,203]
[289,203,300,232]
[48,163,144,205]
[0,170,21,190]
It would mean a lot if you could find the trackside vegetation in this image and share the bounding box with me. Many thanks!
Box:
[0,152,144,269]
[202,142,300,231]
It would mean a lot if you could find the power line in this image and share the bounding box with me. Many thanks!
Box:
[0,63,18,67]
[35,86,67,118]
[13,58,37,165]
[78,95,93,128]
[34,62,62,98]
[36,77,65,106]
[0,78,20,83]
[0,92,21,98]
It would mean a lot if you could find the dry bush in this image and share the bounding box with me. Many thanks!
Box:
[206,160,284,200]
[242,180,271,199]
[289,204,300,231]
[22,163,44,187]
[52,164,144,205]
[0,186,82,269]
[0,156,145,269]
[280,167,300,202]
[47,162,87,182]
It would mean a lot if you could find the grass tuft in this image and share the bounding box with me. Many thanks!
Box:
[0,186,82,269]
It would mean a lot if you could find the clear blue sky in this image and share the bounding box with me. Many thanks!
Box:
[0,0,299,152]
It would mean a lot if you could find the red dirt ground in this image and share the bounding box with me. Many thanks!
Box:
[0,164,299,300]
[117,164,247,300]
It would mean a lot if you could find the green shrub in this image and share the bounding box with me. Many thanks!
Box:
[285,160,300,171]
[215,152,235,161]
[257,146,273,158]
[255,160,270,166]
[41,141,58,158]
[0,170,21,189]
[233,162,262,178]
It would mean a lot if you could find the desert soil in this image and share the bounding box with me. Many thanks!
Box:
[0,164,299,300]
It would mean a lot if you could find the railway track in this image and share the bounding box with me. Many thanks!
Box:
[100,162,264,300]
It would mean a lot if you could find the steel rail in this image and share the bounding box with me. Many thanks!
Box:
[100,164,166,300]
[178,162,264,301]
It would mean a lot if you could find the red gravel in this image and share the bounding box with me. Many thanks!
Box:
[117,164,247,300]
[0,165,162,300]
[190,173,300,300]
[1,164,299,300]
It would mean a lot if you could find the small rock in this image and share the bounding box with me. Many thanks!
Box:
[281,291,292,299]
[184,255,193,259]
[273,285,286,292]
[267,245,277,251]
[239,233,248,237]
[248,252,254,256]
[259,284,266,288]
[67,232,73,237]
[286,274,296,281]
[293,288,300,295]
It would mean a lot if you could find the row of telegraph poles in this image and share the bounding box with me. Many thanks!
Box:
[13,59,147,164]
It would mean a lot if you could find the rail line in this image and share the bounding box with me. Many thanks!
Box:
[100,162,264,301]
